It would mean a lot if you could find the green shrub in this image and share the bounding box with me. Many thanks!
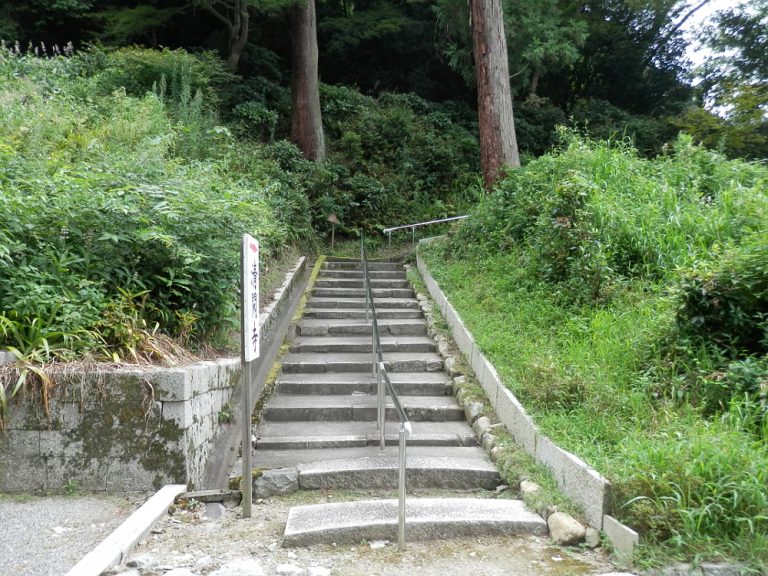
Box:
[569,97,677,157]
[80,46,236,106]
[425,132,768,566]
[231,100,279,140]
[514,97,567,156]
[315,84,479,230]
[677,235,768,355]
[454,131,768,303]
[0,45,307,364]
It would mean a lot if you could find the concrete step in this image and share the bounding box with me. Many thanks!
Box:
[313,287,415,299]
[298,319,426,337]
[297,455,500,491]
[281,352,444,374]
[318,270,406,280]
[255,421,478,449]
[263,394,463,422]
[276,372,452,396]
[308,297,418,310]
[283,497,546,546]
[289,336,435,354]
[303,308,422,320]
[247,447,496,478]
[324,261,403,271]
[250,446,491,467]
[315,279,410,289]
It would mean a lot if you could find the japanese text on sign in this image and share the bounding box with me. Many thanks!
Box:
[242,234,260,362]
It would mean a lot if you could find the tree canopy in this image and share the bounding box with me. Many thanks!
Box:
[0,0,764,160]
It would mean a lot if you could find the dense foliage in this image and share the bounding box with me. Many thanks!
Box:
[0,47,310,371]
[0,45,482,422]
[423,135,767,567]
[232,80,481,233]
[4,1,766,160]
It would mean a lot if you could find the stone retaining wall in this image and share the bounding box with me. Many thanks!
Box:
[0,256,307,493]
[416,253,639,556]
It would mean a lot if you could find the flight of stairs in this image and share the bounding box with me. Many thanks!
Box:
[250,258,546,545]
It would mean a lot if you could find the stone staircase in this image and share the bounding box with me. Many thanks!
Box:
[250,258,546,545]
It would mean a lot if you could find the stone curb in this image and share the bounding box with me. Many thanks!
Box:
[203,254,311,490]
[416,253,637,558]
[262,256,308,346]
[63,484,187,576]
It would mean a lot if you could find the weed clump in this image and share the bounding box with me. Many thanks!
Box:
[422,132,768,568]
[0,45,310,422]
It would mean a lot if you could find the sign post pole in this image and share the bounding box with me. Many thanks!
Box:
[241,234,260,519]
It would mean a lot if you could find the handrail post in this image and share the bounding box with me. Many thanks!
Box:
[398,421,408,549]
[365,269,370,326]
[378,361,386,451]
[388,230,392,262]
[371,332,376,380]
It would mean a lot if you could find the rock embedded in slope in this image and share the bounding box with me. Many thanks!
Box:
[472,416,493,438]
[519,480,540,497]
[464,401,484,424]
[547,512,586,546]
[254,467,299,498]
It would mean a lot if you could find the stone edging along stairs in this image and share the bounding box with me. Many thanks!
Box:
[240,257,547,546]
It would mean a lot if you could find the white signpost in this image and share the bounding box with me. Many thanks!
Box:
[241,234,259,518]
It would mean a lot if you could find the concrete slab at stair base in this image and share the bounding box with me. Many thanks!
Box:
[298,456,500,490]
[283,498,547,546]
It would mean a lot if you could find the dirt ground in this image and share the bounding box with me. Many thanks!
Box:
[119,490,628,576]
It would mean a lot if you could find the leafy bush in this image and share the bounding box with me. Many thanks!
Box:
[78,46,236,106]
[425,132,768,567]
[309,84,480,231]
[514,97,567,157]
[0,46,309,374]
[677,235,768,355]
[455,131,767,303]
[569,97,677,157]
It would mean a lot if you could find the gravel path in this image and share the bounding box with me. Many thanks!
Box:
[0,492,145,576]
[111,490,622,576]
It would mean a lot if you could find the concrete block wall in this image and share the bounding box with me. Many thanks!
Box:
[416,253,638,556]
[0,257,307,493]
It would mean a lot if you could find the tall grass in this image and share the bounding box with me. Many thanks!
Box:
[421,133,768,568]
[0,45,314,424]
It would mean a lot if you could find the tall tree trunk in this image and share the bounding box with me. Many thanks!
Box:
[202,0,249,72]
[290,0,325,162]
[528,68,540,99]
[470,0,520,189]
[226,1,249,72]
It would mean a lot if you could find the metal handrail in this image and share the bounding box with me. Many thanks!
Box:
[382,214,469,234]
[360,230,411,550]
[382,215,469,259]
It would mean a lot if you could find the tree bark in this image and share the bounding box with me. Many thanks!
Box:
[226,1,249,72]
[202,0,249,72]
[528,68,540,99]
[470,0,520,189]
[290,0,325,162]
